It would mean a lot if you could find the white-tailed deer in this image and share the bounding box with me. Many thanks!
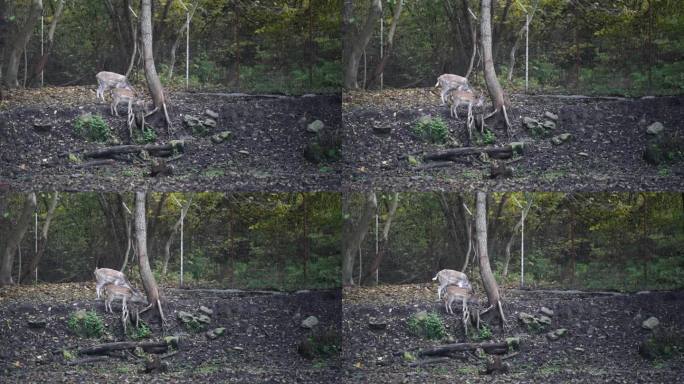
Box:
[110,88,146,139]
[443,285,480,334]
[94,268,135,300]
[103,283,146,333]
[432,269,472,300]
[435,74,471,105]
[96,71,133,101]
[446,89,486,141]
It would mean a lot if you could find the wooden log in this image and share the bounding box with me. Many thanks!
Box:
[407,357,453,367]
[72,159,117,168]
[417,341,509,357]
[66,356,110,366]
[78,341,168,355]
[424,145,519,161]
[82,141,185,159]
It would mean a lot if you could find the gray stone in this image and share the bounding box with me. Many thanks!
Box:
[301,315,319,329]
[414,310,428,322]
[206,330,218,340]
[210,131,232,144]
[183,115,201,128]
[177,311,195,323]
[551,133,572,145]
[164,336,179,347]
[544,111,559,121]
[368,318,387,331]
[202,118,217,128]
[546,328,568,341]
[523,117,540,129]
[197,314,212,324]
[542,120,557,130]
[307,120,325,133]
[537,315,552,325]
[199,306,213,316]
[642,316,659,330]
[205,109,219,119]
[27,319,47,329]
[646,122,664,135]
[540,307,554,317]
[505,337,520,350]
[372,126,392,134]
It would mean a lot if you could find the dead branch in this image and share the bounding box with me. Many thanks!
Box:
[66,356,110,365]
[424,144,522,161]
[78,341,168,355]
[416,341,509,357]
[82,141,185,159]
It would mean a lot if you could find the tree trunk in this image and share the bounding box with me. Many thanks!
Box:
[0,193,36,286]
[480,0,509,126]
[302,193,309,279]
[475,191,501,311]
[344,0,383,89]
[367,0,403,88]
[4,0,43,88]
[162,196,192,275]
[134,191,161,317]
[140,0,171,127]
[27,0,64,86]
[363,193,399,283]
[168,1,198,79]
[342,192,377,286]
[20,192,59,282]
[507,0,539,82]
[502,194,533,277]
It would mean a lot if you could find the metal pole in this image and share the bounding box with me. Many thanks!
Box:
[380,17,384,90]
[186,11,190,89]
[358,245,362,285]
[34,212,38,284]
[180,207,184,287]
[525,13,529,93]
[375,214,379,284]
[520,210,525,288]
[40,15,44,87]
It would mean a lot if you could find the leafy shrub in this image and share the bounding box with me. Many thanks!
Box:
[475,129,496,145]
[639,328,684,361]
[68,310,104,338]
[298,327,340,360]
[134,125,157,144]
[73,114,111,142]
[408,312,447,340]
[412,116,449,144]
[128,320,152,340]
[474,324,493,341]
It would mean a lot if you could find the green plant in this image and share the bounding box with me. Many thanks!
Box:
[477,129,496,145]
[128,320,152,340]
[407,312,447,340]
[73,114,111,142]
[298,328,340,360]
[412,116,449,144]
[68,310,104,338]
[134,126,157,144]
[474,324,493,341]
[639,328,684,361]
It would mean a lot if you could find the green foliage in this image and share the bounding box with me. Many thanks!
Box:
[183,318,205,333]
[411,116,448,144]
[475,129,496,145]
[133,126,157,144]
[73,114,111,142]
[68,310,104,338]
[301,328,340,360]
[640,328,684,361]
[407,312,447,340]
[473,324,493,341]
[127,321,152,340]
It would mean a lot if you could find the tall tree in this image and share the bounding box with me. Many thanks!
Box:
[363,192,399,284]
[342,192,377,286]
[3,0,43,87]
[343,0,383,89]
[140,0,172,128]
[27,0,65,86]
[162,196,192,275]
[0,193,36,286]
[367,0,404,88]
[134,191,165,322]
[475,191,505,323]
[20,192,59,282]
[480,0,510,129]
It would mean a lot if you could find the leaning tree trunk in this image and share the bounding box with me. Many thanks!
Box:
[0,192,36,286]
[4,0,43,88]
[343,0,383,89]
[480,0,510,128]
[475,191,504,322]
[342,192,377,286]
[162,196,192,275]
[363,193,399,284]
[134,191,164,322]
[140,0,171,128]
[20,192,59,282]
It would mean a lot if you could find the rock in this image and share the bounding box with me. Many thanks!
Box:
[518,312,536,325]
[210,130,232,144]
[546,328,567,340]
[197,314,212,324]
[307,120,325,133]
[540,307,554,317]
[551,133,572,145]
[68,153,80,163]
[206,327,226,340]
[27,319,47,329]
[233,346,244,351]
[578,152,589,157]
[33,122,53,133]
[368,318,387,331]
[523,117,540,129]
[301,315,319,329]
[544,111,559,121]
[73,309,87,320]
[646,122,664,135]
[295,290,311,294]
[489,163,513,179]
[213,327,225,336]
[150,159,173,177]
[177,311,195,323]
[205,109,219,119]
[510,142,525,155]
[372,126,392,134]
[643,142,663,165]
[537,315,552,325]
[505,337,520,350]
[519,312,551,331]
[183,115,201,128]
[642,316,659,330]
[164,336,179,348]
[542,120,556,130]
[203,118,217,128]
[199,306,213,316]
[407,155,419,166]
[414,310,428,322]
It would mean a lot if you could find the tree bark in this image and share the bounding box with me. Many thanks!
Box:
[475,191,501,311]
[3,0,43,88]
[363,193,399,283]
[344,0,383,89]
[342,192,377,286]
[134,191,161,317]
[162,196,192,275]
[20,192,59,282]
[480,0,509,126]
[0,193,36,286]
[140,0,171,127]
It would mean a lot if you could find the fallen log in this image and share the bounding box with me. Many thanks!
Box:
[79,341,168,355]
[417,341,509,357]
[424,143,524,161]
[82,141,185,159]
[72,159,117,168]
[66,356,110,365]
[407,357,453,367]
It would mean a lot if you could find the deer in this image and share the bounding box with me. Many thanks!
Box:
[94,267,136,300]
[96,71,133,102]
[103,283,147,333]
[446,89,486,142]
[432,269,473,300]
[443,285,480,334]
[110,88,146,140]
[435,73,471,105]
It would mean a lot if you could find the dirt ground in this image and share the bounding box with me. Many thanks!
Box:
[341,89,684,191]
[0,283,341,383]
[342,284,684,383]
[0,87,341,192]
